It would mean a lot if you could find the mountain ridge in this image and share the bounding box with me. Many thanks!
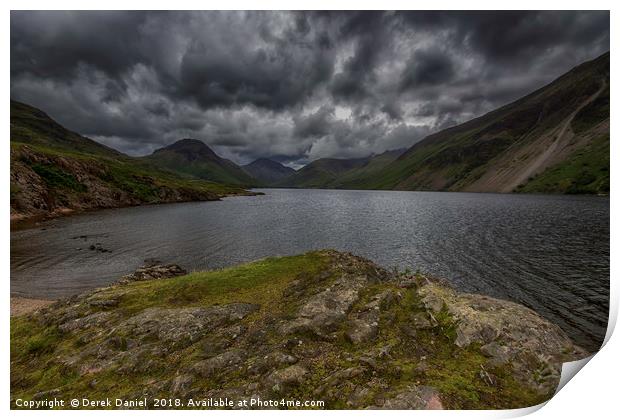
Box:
[10,102,255,225]
[10,52,610,203]
[275,52,609,194]
[242,158,296,185]
[366,52,610,194]
[277,149,406,188]
[146,139,258,187]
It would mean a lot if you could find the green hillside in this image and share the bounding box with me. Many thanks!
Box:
[10,101,122,157]
[242,158,296,185]
[329,149,406,189]
[278,157,370,188]
[279,150,405,189]
[145,139,258,187]
[10,101,252,224]
[352,53,610,194]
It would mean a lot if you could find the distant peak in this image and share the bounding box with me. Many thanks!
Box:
[169,138,209,148]
[242,157,295,182]
[149,138,223,163]
[251,158,274,164]
[154,138,215,154]
[248,158,290,167]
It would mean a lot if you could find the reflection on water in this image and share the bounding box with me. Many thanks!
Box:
[11,189,609,350]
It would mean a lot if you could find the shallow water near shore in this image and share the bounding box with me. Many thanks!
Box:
[11,189,609,351]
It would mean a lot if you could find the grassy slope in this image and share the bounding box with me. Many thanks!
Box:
[11,142,245,200]
[10,253,331,404]
[10,101,122,157]
[516,134,609,194]
[10,101,250,221]
[517,86,610,194]
[242,159,296,185]
[277,158,370,188]
[359,53,610,193]
[328,150,406,189]
[11,251,548,409]
[279,151,404,189]
[146,150,257,187]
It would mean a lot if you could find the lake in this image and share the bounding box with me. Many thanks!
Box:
[11,189,609,351]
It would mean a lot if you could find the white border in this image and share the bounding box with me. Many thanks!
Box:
[3,2,616,419]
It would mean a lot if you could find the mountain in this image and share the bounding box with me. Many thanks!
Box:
[10,101,122,157]
[10,101,252,225]
[328,149,407,189]
[242,158,296,185]
[278,149,406,188]
[146,139,257,186]
[277,157,370,188]
[361,52,610,194]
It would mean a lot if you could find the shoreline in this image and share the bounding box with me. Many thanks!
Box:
[10,297,55,317]
[10,189,262,231]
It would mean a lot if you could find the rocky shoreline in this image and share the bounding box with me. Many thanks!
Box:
[10,144,262,229]
[10,190,261,230]
[10,297,55,317]
[11,251,588,409]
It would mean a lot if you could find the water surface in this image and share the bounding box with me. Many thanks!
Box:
[11,189,609,350]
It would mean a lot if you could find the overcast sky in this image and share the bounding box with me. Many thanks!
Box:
[11,11,609,167]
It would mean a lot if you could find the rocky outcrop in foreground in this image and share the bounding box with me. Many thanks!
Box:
[11,251,587,409]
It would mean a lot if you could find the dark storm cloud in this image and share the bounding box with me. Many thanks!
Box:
[11,11,152,80]
[400,49,455,89]
[10,10,609,165]
[397,10,609,63]
[176,12,336,110]
[329,12,392,101]
[293,105,335,138]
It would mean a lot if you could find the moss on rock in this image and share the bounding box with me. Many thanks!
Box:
[11,251,587,409]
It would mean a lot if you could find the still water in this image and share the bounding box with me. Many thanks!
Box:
[11,189,609,350]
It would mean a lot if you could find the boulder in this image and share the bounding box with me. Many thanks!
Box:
[345,318,378,344]
[280,277,364,336]
[117,303,259,349]
[411,312,432,329]
[417,280,588,394]
[248,351,298,375]
[87,299,119,309]
[347,386,372,407]
[170,374,195,396]
[120,261,188,283]
[263,365,308,393]
[321,366,366,388]
[59,311,114,333]
[193,349,247,377]
[480,342,512,366]
[374,386,443,410]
